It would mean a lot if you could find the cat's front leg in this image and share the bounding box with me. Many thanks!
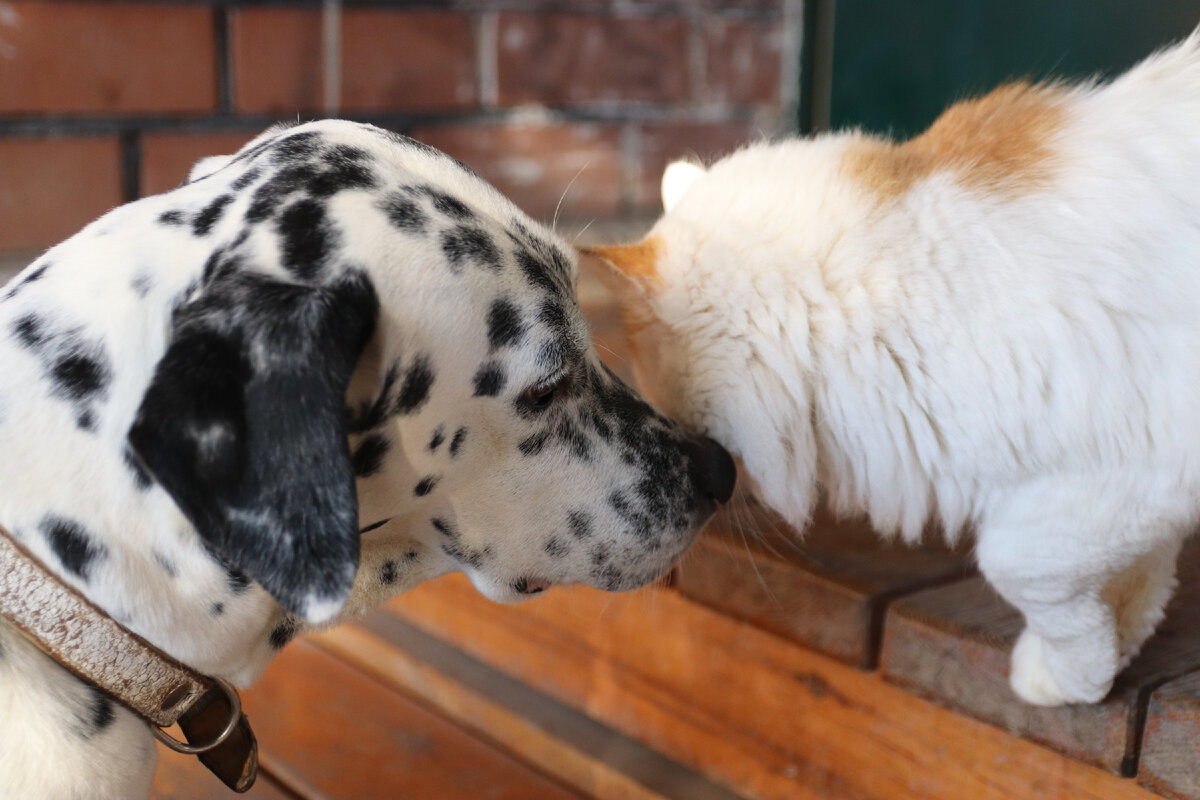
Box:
[975,504,1182,706]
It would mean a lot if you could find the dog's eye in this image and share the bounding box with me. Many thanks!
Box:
[523,373,569,410]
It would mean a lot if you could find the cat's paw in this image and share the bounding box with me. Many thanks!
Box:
[1009,629,1113,706]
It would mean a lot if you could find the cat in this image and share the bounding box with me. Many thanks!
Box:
[588,31,1200,706]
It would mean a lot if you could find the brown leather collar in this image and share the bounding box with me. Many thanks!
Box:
[0,526,258,792]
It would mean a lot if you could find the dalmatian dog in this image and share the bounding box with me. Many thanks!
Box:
[0,120,736,798]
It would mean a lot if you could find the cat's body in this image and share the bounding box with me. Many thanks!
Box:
[592,31,1200,705]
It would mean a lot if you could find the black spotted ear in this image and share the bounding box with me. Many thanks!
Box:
[128,268,379,623]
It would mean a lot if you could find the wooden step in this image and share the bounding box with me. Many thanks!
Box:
[387,573,1158,800]
[881,535,1200,777]
[314,614,742,800]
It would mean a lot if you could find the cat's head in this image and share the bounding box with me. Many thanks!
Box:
[585,158,821,528]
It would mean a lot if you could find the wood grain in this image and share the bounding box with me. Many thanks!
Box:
[1138,671,1200,799]
[387,574,1159,800]
[881,537,1200,777]
[313,616,740,800]
[238,640,583,800]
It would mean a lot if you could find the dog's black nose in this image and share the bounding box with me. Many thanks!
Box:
[685,435,737,505]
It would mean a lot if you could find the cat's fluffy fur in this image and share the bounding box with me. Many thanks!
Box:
[591,31,1200,706]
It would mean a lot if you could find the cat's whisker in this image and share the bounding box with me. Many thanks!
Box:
[552,161,590,234]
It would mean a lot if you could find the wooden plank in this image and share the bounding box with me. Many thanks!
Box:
[676,500,973,667]
[239,640,583,800]
[151,747,296,800]
[387,574,1159,800]
[1138,670,1200,799]
[881,536,1200,776]
[312,615,742,800]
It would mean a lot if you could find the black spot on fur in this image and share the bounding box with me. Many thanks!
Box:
[277,197,338,280]
[420,187,474,219]
[231,167,262,191]
[519,431,548,457]
[4,261,51,300]
[487,298,525,350]
[428,424,446,451]
[271,131,323,163]
[441,226,501,272]
[381,560,399,585]
[449,426,468,457]
[41,516,107,581]
[556,418,592,461]
[210,601,225,616]
[192,194,234,236]
[158,210,185,226]
[13,314,48,349]
[352,433,390,477]
[595,564,624,591]
[431,517,455,537]
[52,347,109,405]
[472,362,506,397]
[310,145,377,195]
[590,543,611,566]
[568,510,593,539]
[516,248,562,295]
[414,475,439,496]
[85,688,116,737]
[544,537,570,559]
[539,300,571,337]
[394,356,434,415]
[379,192,427,233]
[269,619,298,650]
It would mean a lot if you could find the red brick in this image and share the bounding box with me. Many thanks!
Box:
[411,122,624,221]
[0,137,123,253]
[497,13,689,106]
[140,131,264,198]
[704,17,785,104]
[635,121,758,209]
[0,3,216,114]
[231,8,476,114]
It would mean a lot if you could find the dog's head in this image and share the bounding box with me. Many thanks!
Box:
[122,121,734,623]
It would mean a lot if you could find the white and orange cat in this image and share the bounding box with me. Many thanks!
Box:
[591,32,1200,706]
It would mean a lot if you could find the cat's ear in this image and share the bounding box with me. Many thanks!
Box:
[583,236,663,299]
[661,160,705,212]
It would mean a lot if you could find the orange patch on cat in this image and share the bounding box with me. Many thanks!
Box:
[842,81,1067,199]
[587,236,664,289]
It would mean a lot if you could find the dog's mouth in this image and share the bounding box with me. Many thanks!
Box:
[513,576,553,595]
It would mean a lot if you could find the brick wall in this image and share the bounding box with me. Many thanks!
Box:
[0,0,800,259]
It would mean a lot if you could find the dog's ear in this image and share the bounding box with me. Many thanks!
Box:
[128,269,379,623]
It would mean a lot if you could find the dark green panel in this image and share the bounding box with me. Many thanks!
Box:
[829,0,1199,138]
